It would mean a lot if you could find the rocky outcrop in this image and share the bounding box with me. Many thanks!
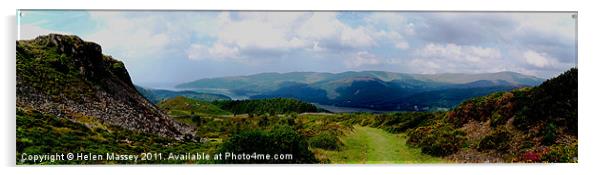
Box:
[16,34,194,140]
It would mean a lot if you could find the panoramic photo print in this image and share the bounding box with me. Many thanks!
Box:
[16,10,577,164]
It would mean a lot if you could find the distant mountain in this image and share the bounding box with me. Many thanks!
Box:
[135,85,231,104]
[409,71,544,85]
[16,34,194,140]
[177,71,544,111]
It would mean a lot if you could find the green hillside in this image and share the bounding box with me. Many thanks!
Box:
[157,96,231,116]
[407,68,578,162]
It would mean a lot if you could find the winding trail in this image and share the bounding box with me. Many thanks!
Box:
[321,125,443,163]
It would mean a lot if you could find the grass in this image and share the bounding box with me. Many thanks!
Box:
[158,96,231,116]
[315,125,444,164]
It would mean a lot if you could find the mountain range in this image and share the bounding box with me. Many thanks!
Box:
[176,71,544,111]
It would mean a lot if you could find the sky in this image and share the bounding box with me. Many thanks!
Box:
[18,10,577,87]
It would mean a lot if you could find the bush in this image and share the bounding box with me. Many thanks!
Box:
[308,132,340,150]
[407,124,466,157]
[541,144,577,163]
[541,123,557,146]
[477,129,511,152]
[217,125,316,163]
[490,112,509,128]
[190,115,202,126]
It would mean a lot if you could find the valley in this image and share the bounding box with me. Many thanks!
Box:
[15,34,577,164]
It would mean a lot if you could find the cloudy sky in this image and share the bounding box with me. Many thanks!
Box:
[18,10,577,87]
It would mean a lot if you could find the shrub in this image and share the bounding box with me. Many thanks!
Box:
[190,115,202,126]
[490,112,509,128]
[541,144,577,163]
[217,125,316,163]
[522,151,541,162]
[541,123,557,146]
[407,124,466,157]
[308,132,340,150]
[477,129,511,152]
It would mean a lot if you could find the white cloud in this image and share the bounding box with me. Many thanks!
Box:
[510,13,576,41]
[417,43,501,63]
[407,59,442,74]
[523,50,551,68]
[19,24,69,40]
[186,44,208,60]
[208,43,240,59]
[395,41,410,50]
[371,30,409,50]
[193,11,408,62]
[340,27,375,48]
[297,12,343,40]
[186,43,240,61]
[310,41,326,52]
[399,43,506,74]
[85,11,172,59]
[364,12,414,35]
[214,12,384,52]
[216,12,310,50]
[344,51,382,68]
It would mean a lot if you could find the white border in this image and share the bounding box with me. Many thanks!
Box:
[2,0,601,175]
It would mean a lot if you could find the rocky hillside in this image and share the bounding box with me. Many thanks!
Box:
[16,34,194,140]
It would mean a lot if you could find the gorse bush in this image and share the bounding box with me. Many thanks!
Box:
[477,129,512,152]
[407,123,466,157]
[217,124,317,163]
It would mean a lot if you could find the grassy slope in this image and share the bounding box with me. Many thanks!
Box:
[315,125,443,163]
[157,96,231,116]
